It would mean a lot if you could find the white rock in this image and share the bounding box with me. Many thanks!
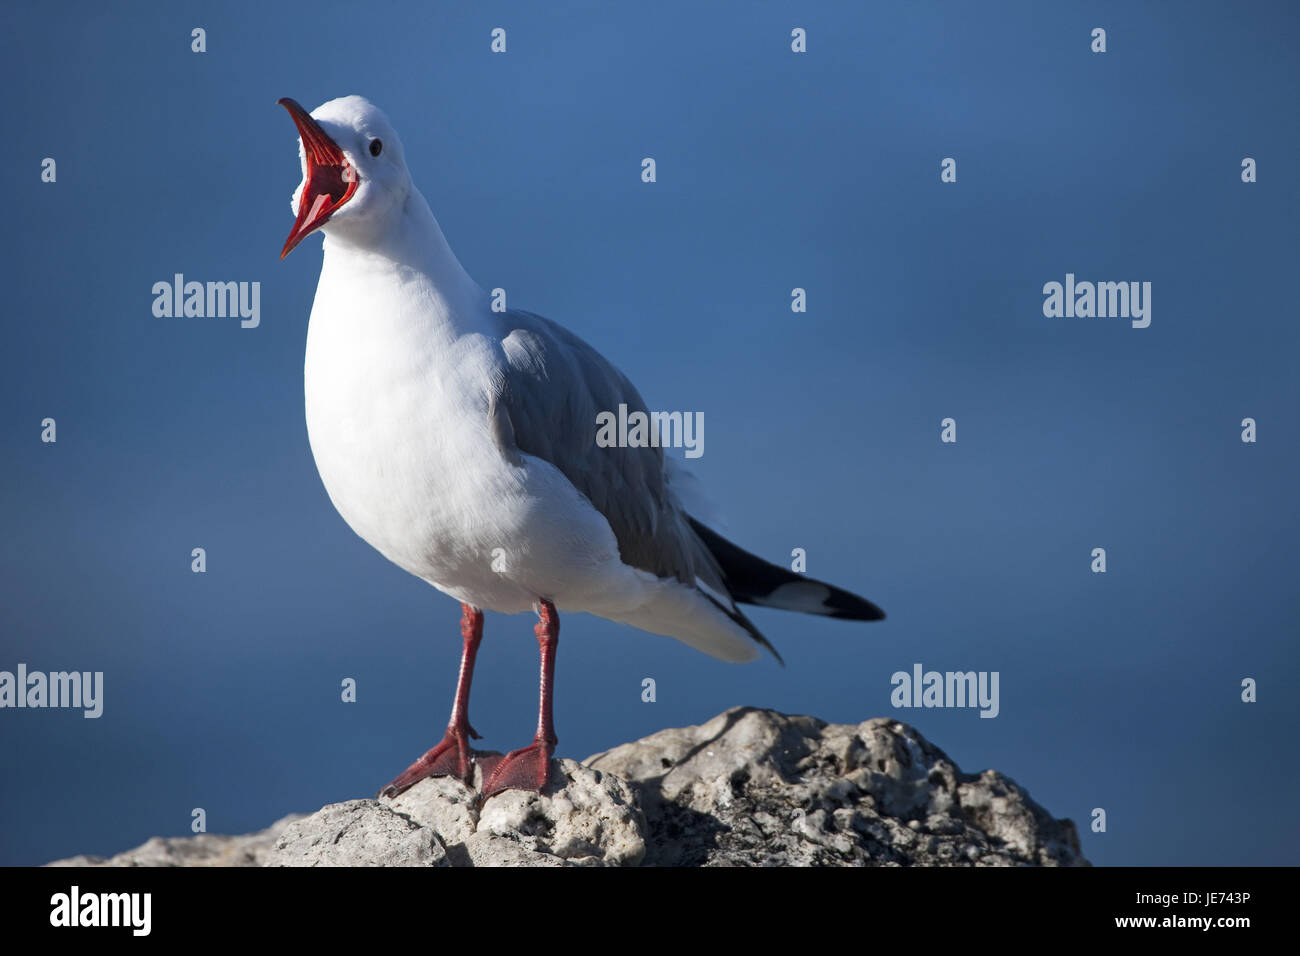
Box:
[268,800,447,867]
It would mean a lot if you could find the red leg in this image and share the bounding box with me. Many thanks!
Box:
[482,600,559,798]
[380,603,484,797]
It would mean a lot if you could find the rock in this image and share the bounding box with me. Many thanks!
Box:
[383,773,482,845]
[586,707,1087,866]
[381,757,645,866]
[471,760,645,866]
[45,814,305,867]
[269,800,448,867]
[45,708,1087,867]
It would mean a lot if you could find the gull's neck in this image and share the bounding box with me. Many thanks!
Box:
[317,186,488,342]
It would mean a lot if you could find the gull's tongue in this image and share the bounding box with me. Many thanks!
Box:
[278,97,358,258]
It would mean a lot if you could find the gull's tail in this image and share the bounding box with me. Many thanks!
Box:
[688,518,886,622]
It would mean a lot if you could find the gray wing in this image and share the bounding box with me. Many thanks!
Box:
[488,309,721,589]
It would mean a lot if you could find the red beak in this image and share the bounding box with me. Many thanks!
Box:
[278,97,359,259]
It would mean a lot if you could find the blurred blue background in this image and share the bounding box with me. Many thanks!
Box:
[2,0,1297,866]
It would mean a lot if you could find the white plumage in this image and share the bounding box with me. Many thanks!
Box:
[294,95,765,661]
[279,95,882,796]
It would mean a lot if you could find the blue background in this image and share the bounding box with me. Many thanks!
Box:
[2,0,1297,866]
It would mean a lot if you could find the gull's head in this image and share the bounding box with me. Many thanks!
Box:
[278,95,412,258]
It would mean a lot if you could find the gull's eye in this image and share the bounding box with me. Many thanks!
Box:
[369,138,383,157]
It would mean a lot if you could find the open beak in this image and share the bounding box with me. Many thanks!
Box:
[278,97,359,259]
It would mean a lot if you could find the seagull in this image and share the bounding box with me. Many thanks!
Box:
[277,95,885,800]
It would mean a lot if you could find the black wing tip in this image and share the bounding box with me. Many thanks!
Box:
[687,516,884,626]
[823,592,886,622]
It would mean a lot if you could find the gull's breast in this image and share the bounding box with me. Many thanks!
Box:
[302,293,512,595]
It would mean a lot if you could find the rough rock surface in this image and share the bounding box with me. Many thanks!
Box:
[586,707,1086,866]
[378,758,645,867]
[47,707,1086,867]
[272,800,448,867]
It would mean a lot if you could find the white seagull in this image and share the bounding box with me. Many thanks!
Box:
[278,95,885,799]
